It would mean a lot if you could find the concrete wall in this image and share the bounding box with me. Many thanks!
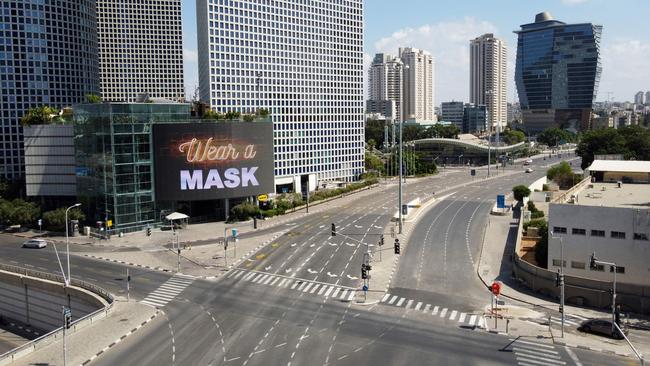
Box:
[23,125,76,196]
[0,269,106,332]
[603,171,650,183]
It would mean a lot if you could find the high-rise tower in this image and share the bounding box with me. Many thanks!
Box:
[470,33,507,133]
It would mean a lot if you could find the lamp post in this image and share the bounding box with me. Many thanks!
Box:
[398,116,403,234]
[551,231,565,338]
[65,203,81,286]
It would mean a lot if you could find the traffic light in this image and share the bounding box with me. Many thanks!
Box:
[64,311,71,329]
[559,305,563,314]
[394,239,400,254]
[331,223,336,237]
[589,252,597,270]
[361,264,368,279]
[380,235,384,246]
[146,227,151,236]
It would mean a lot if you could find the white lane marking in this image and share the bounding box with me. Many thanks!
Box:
[449,310,457,321]
[339,290,348,299]
[440,308,448,318]
[310,284,320,294]
[307,269,318,274]
[269,277,280,286]
[302,283,314,292]
[564,346,584,366]
[347,291,355,301]
[388,295,398,305]
[381,293,391,302]
[262,275,275,285]
[324,286,334,297]
[291,282,300,290]
[514,348,561,358]
[326,272,338,278]
[332,288,340,298]
[414,302,422,311]
[468,315,477,326]
[512,339,555,349]
[432,306,439,315]
[458,313,466,323]
[405,300,414,310]
[396,298,405,307]
[423,304,431,313]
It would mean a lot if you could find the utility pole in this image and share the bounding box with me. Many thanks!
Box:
[126,268,130,301]
[551,231,566,337]
[590,252,618,336]
[398,118,403,234]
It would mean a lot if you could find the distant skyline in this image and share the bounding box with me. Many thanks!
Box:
[181,0,650,104]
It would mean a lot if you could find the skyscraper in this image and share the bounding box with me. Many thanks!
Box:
[400,47,435,123]
[196,0,364,191]
[470,33,507,133]
[367,53,403,120]
[97,1,185,102]
[634,91,645,106]
[0,1,99,179]
[440,101,465,131]
[515,12,602,134]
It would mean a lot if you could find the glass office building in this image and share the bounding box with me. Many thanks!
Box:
[73,103,189,229]
[515,12,602,134]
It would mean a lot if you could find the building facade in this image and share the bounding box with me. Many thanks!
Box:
[24,124,76,197]
[96,0,185,102]
[197,0,365,191]
[463,104,488,134]
[367,53,403,121]
[634,91,645,106]
[515,12,602,134]
[440,101,465,131]
[0,0,99,179]
[400,47,435,123]
[470,33,507,133]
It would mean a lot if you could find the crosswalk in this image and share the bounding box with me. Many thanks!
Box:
[141,274,194,308]
[225,269,357,301]
[549,313,588,327]
[510,338,566,366]
[380,293,484,328]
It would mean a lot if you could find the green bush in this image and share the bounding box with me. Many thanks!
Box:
[531,211,545,219]
[512,185,531,202]
[43,207,85,232]
[230,203,259,221]
[242,114,255,122]
[261,209,277,218]
[523,218,546,231]
[534,220,549,268]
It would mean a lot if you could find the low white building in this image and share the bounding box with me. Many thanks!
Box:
[547,181,650,286]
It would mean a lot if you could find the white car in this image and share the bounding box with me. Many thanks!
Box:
[525,168,533,173]
[22,239,48,249]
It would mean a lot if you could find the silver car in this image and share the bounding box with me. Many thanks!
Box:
[22,239,48,249]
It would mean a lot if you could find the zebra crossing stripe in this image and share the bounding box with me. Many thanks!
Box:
[458,313,466,323]
[310,284,320,294]
[226,270,238,278]
[432,306,439,315]
[440,308,448,318]
[339,290,348,299]
[324,286,334,297]
[317,285,327,295]
[332,288,341,298]
[243,272,256,281]
[405,300,414,310]
[396,298,405,307]
[423,304,431,313]
[449,310,457,321]
[278,278,288,287]
[388,295,398,305]
[303,283,314,292]
[291,282,300,290]
[347,291,355,301]
[414,302,423,311]
[232,271,245,279]
[381,293,391,302]
[468,315,477,326]
[269,277,280,286]
[477,317,485,328]
[263,275,275,285]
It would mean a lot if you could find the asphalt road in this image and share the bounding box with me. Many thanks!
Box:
[1,152,629,365]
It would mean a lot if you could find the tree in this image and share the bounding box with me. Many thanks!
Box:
[575,126,650,169]
[365,119,386,148]
[365,152,384,173]
[512,185,531,202]
[533,220,549,268]
[20,106,59,126]
[537,127,575,147]
[242,114,255,122]
[0,199,40,227]
[367,138,377,151]
[546,161,577,188]
[43,207,85,232]
[425,124,460,139]
[502,129,526,145]
[85,94,102,103]
[229,202,259,221]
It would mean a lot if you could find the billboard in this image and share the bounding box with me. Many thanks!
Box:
[153,122,274,201]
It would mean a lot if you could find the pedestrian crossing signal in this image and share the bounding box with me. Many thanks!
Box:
[361,264,368,279]
[146,227,152,236]
[331,223,336,237]
[394,239,400,254]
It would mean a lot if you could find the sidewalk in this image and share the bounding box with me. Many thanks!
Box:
[476,206,650,359]
[13,301,158,366]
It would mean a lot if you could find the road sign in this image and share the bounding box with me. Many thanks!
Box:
[106,220,113,228]
[470,169,476,176]
[496,195,506,209]
[37,219,42,226]
[491,282,501,296]
[258,194,269,202]
[362,285,368,292]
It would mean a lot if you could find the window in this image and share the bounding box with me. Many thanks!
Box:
[610,266,625,274]
[611,231,626,239]
[552,259,566,267]
[553,226,567,234]
[591,264,605,272]
[590,230,605,237]
[634,233,649,241]
[572,228,586,235]
[571,261,586,269]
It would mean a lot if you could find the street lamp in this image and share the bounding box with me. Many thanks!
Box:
[551,231,565,338]
[398,116,403,234]
[65,203,81,286]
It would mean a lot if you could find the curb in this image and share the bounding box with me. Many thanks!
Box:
[80,310,161,365]
[553,339,631,358]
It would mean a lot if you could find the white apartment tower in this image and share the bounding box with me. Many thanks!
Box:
[470,33,507,132]
[399,47,435,122]
[97,1,185,102]
[367,53,403,120]
[196,0,365,190]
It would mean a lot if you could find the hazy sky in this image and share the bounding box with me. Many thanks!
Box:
[180,0,650,104]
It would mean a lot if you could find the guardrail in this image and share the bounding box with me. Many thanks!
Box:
[551,176,591,204]
[0,263,114,365]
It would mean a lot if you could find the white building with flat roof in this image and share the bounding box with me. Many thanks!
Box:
[197,0,365,191]
[548,180,650,286]
[470,33,507,133]
[400,47,435,123]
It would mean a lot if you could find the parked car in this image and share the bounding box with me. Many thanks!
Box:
[22,239,48,249]
[578,319,628,339]
[525,168,533,173]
